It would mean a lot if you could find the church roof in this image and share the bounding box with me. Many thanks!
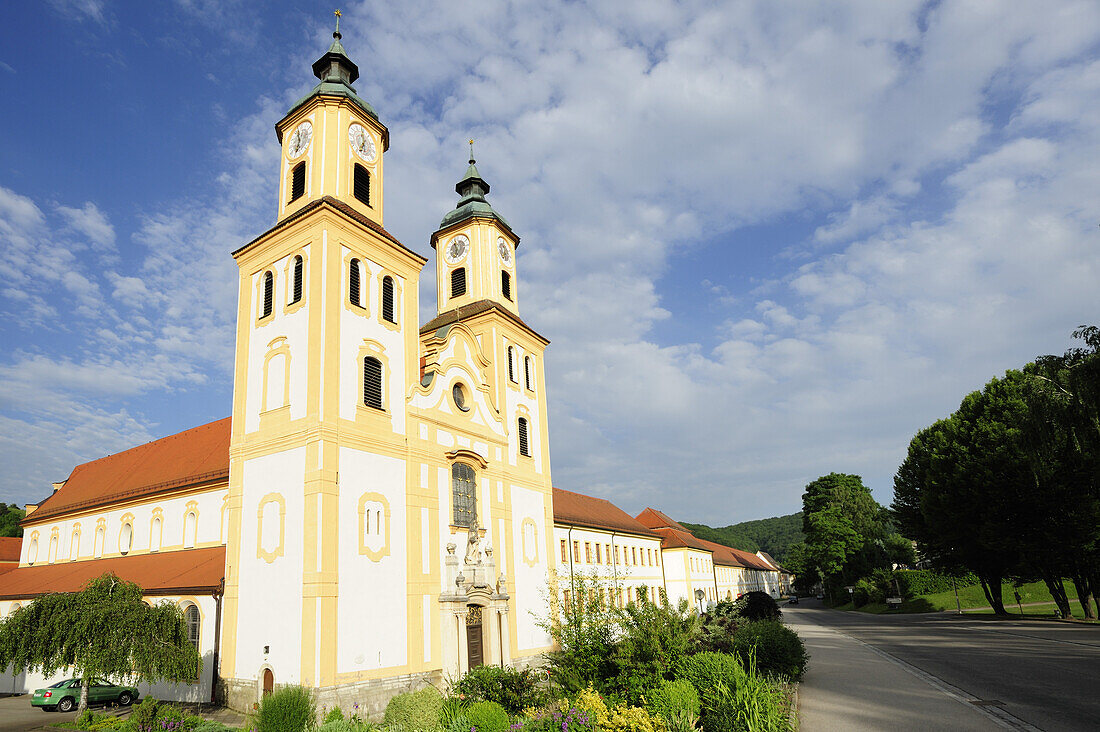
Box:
[420,299,549,345]
[635,507,689,532]
[552,488,660,539]
[695,536,775,570]
[0,538,20,571]
[233,196,425,265]
[650,525,713,553]
[434,155,516,238]
[26,418,231,525]
[0,546,226,600]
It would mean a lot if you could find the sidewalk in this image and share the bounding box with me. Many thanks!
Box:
[786,612,1000,731]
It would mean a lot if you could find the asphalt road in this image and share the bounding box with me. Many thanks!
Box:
[787,599,1100,731]
[0,694,80,732]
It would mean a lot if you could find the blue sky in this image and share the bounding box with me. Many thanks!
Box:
[2,0,1099,525]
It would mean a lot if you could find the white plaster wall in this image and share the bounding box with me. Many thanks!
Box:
[552,526,665,606]
[245,248,311,434]
[0,595,217,702]
[338,248,407,434]
[20,489,227,567]
[235,447,306,685]
[509,486,551,652]
[502,339,542,473]
[336,447,408,673]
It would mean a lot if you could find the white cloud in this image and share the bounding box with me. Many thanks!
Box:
[56,202,116,250]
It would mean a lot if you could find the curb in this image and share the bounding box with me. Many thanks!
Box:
[788,683,799,730]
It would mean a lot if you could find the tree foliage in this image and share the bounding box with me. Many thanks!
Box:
[681,513,803,563]
[0,503,25,538]
[892,326,1100,619]
[0,573,201,711]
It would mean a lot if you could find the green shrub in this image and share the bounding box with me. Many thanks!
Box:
[465,700,510,732]
[450,664,548,715]
[521,700,596,732]
[323,707,345,723]
[131,697,160,732]
[441,714,472,732]
[317,721,362,732]
[253,685,317,732]
[732,591,781,622]
[612,591,700,703]
[731,620,807,680]
[696,601,741,654]
[852,581,871,608]
[382,688,443,731]
[192,723,235,732]
[647,678,700,722]
[895,570,979,597]
[675,651,741,697]
[440,696,471,726]
[604,704,663,732]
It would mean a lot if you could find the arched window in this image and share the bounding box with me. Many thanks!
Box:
[507,346,517,382]
[69,527,79,561]
[354,164,370,206]
[452,463,477,528]
[261,271,274,319]
[94,527,104,558]
[48,534,57,564]
[184,511,197,549]
[382,276,395,323]
[518,417,530,457]
[363,357,383,410]
[451,268,466,298]
[119,523,132,555]
[184,604,200,652]
[524,356,533,390]
[290,162,306,202]
[349,258,362,307]
[501,271,511,300]
[150,517,162,552]
[290,256,303,304]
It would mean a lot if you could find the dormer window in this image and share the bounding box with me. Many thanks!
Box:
[261,271,274,319]
[290,162,306,202]
[502,271,511,300]
[354,164,370,206]
[451,268,466,298]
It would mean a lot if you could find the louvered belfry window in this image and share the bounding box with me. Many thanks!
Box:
[452,463,477,528]
[382,276,395,323]
[502,271,511,300]
[518,417,530,457]
[261,271,274,318]
[451,267,466,298]
[290,162,306,202]
[524,356,533,390]
[349,258,361,306]
[363,357,383,409]
[291,256,303,304]
[508,346,516,382]
[354,164,370,206]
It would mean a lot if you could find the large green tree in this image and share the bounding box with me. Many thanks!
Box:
[801,473,888,601]
[0,503,25,537]
[0,573,201,712]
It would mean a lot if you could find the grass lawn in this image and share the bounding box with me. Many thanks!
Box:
[966,601,1097,621]
[836,580,1095,616]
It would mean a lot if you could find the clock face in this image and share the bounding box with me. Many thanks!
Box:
[497,237,511,264]
[348,123,377,163]
[445,235,469,264]
[287,121,313,159]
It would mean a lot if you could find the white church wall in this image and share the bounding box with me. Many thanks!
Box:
[336,447,408,674]
[509,485,551,653]
[235,447,306,686]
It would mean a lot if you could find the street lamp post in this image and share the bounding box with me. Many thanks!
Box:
[952,576,962,615]
[695,588,706,615]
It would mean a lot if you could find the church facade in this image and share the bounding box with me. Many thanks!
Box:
[0,27,784,715]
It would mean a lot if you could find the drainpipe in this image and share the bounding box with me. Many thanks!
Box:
[567,526,575,618]
[211,578,224,704]
[712,556,719,604]
[610,531,619,603]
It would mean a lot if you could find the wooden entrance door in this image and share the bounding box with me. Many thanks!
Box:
[466,605,484,668]
[262,668,273,697]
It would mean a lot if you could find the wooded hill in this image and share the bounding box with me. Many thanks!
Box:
[680,512,804,564]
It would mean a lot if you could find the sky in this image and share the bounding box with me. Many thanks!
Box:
[1,0,1098,525]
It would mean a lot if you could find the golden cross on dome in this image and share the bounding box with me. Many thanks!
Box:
[469,139,475,160]
[334,9,341,33]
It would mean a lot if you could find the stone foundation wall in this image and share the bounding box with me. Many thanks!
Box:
[221,670,443,720]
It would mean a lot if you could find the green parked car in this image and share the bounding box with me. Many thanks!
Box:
[30,678,138,712]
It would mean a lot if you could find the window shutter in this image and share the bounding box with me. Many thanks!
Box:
[349,258,361,306]
[508,347,515,382]
[292,256,303,304]
[524,356,532,390]
[363,357,383,409]
[518,417,529,456]
[354,164,370,206]
[262,271,273,318]
[451,267,466,298]
[382,276,395,322]
[290,162,306,201]
[501,271,511,300]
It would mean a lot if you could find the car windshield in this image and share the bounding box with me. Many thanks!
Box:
[47,679,73,689]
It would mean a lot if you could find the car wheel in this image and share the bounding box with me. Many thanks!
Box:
[118,692,134,706]
[57,697,76,713]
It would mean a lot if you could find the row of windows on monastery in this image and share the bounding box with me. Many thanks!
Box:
[25,509,204,566]
[561,539,660,569]
[690,556,713,573]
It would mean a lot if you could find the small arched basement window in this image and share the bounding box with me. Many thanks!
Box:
[451,268,466,298]
[290,162,306,202]
[518,417,530,457]
[290,256,303,304]
[363,357,383,410]
[349,258,362,307]
[452,463,477,528]
[501,271,511,300]
[261,271,274,319]
[354,164,370,206]
[382,276,395,323]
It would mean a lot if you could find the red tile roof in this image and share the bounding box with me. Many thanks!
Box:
[27,418,231,524]
[552,488,660,538]
[651,526,713,553]
[635,507,689,532]
[0,537,20,563]
[0,546,226,600]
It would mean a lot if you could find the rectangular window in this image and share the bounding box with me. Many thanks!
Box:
[585,542,592,563]
[606,544,612,564]
[560,539,567,563]
[354,164,370,206]
[563,591,571,614]
[573,541,580,563]
[595,543,602,564]
[632,547,638,565]
[290,162,306,202]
